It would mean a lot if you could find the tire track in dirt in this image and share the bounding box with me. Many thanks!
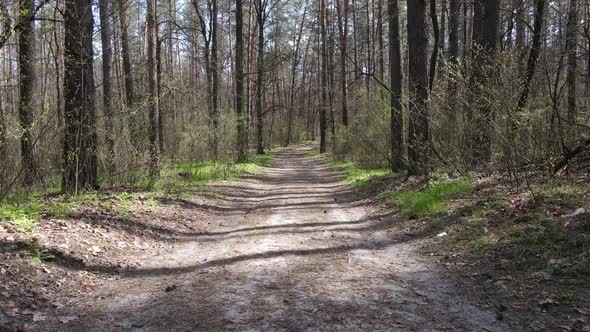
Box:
[53,145,509,331]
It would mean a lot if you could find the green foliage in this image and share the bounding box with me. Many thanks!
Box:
[304,150,322,158]
[21,241,56,264]
[331,160,392,189]
[392,178,473,217]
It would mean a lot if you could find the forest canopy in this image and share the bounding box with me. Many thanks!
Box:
[0,0,588,194]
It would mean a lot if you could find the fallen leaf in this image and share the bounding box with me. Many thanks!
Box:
[82,282,96,289]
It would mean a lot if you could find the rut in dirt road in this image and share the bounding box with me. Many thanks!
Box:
[59,146,509,331]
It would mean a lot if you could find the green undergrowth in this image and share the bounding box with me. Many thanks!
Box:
[332,160,392,189]
[391,177,473,217]
[1,152,279,237]
[414,176,590,280]
[0,191,154,237]
[303,149,393,189]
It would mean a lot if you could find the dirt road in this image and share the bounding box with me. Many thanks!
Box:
[58,146,508,331]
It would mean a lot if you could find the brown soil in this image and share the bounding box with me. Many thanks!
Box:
[2,146,511,331]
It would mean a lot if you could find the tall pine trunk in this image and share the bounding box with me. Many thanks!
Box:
[117,0,137,141]
[319,0,328,153]
[99,0,116,178]
[407,0,430,175]
[63,0,98,193]
[17,0,36,186]
[388,0,403,171]
[147,0,160,181]
[335,0,349,127]
[256,0,266,155]
[236,0,248,162]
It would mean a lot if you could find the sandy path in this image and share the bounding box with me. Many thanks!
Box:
[58,146,508,331]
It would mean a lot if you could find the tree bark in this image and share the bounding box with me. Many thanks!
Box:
[470,0,499,164]
[388,0,403,171]
[448,0,459,103]
[319,0,328,153]
[236,0,248,162]
[517,0,546,110]
[335,0,349,127]
[17,0,36,186]
[117,0,136,139]
[211,0,219,159]
[99,0,116,178]
[63,0,98,193]
[255,0,266,154]
[407,0,430,175]
[377,0,384,80]
[428,0,440,91]
[147,0,160,181]
[565,0,578,126]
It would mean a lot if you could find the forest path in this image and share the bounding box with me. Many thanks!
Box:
[60,145,508,331]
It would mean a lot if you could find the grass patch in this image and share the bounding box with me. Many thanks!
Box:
[304,150,322,158]
[392,178,472,217]
[303,150,392,189]
[331,160,392,189]
[1,151,280,235]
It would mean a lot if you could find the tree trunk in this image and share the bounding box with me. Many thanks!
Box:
[517,0,546,110]
[99,0,116,178]
[377,0,384,80]
[255,0,266,155]
[211,0,219,159]
[63,0,98,193]
[388,0,403,171]
[117,0,137,140]
[470,0,499,164]
[17,0,36,186]
[428,0,440,91]
[147,0,160,181]
[236,0,248,162]
[565,0,578,127]
[287,5,307,146]
[407,0,430,175]
[335,0,349,127]
[515,0,526,75]
[351,0,360,80]
[448,0,459,103]
[319,0,328,153]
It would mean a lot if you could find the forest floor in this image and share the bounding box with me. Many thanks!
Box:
[0,145,588,331]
